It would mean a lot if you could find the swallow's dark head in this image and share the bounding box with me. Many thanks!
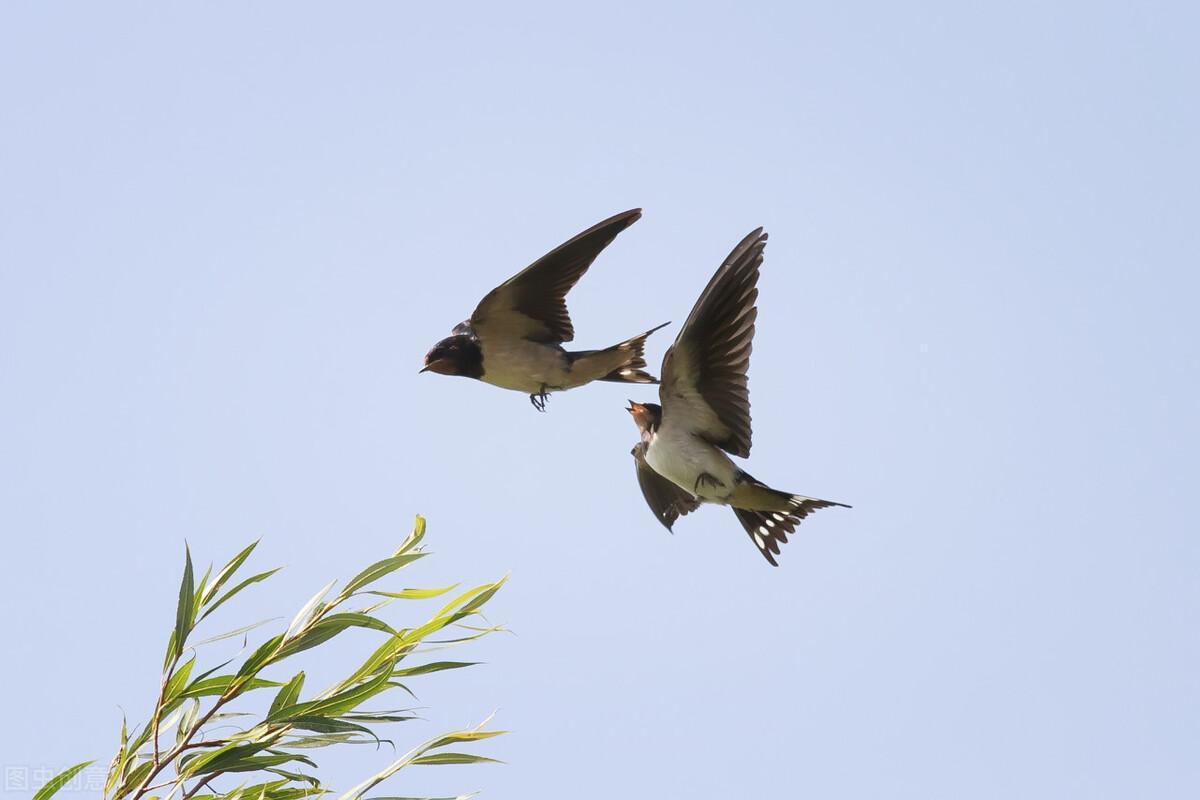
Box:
[626,400,662,433]
[421,334,483,379]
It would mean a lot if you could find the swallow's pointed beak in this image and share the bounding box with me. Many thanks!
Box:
[420,357,455,376]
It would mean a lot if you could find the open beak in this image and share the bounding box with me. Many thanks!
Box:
[626,399,641,414]
[420,357,454,375]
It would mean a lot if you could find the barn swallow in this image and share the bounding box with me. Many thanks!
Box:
[626,228,849,565]
[421,208,669,411]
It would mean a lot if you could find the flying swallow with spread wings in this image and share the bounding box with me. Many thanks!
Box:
[421,209,669,411]
[626,228,849,565]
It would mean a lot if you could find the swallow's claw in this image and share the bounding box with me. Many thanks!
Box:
[529,385,549,412]
[694,472,723,493]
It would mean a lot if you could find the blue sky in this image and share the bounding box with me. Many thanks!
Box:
[1,2,1197,798]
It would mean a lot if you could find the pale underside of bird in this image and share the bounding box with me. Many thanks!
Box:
[627,228,849,565]
[420,208,669,411]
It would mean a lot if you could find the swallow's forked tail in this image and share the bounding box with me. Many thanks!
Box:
[729,472,851,566]
[571,321,670,385]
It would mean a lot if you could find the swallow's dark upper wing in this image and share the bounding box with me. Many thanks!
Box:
[659,228,766,458]
[632,442,702,530]
[470,209,642,344]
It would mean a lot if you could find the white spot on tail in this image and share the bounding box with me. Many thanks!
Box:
[753,532,766,550]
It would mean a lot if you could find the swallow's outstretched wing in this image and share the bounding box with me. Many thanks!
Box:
[659,228,766,458]
[469,209,642,344]
[632,442,702,531]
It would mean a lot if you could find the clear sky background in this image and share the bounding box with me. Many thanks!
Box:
[2,3,1197,798]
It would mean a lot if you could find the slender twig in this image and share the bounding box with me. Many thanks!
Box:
[129,604,334,800]
[129,693,233,800]
[180,775,220,800]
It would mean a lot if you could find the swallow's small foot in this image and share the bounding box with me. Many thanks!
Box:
[694,472,723,493]
[529,385,550,412]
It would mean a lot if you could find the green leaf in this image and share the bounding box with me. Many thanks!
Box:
[201,568,281,621]
[341,713,417,723]
[395,515,427,555]
[163,630,177,672]
[317,612,397,636]
[425,730,505,749]
[177,698,200,745]
[124,721,154,760]
[275,613,395,661]
[272,623,345,661]
[284,716,384,745]
[173,544,196,661]
[237,634,285,677]
[270,662,394,722]
[456,579,505,617]
[366,584,459,601]
[430,579,505,625]
[193,617,281,647]
[336,721,500,800]
[215,754,317,775]
[33,761,93,800]
[268,671,306,716]
[344,635,415,687]
[426,623,506,646]
[342,554,425,597]
[180,743,266,777]
[285,732,366,749]
[392,662,478,677]
[182,674,281,699]
[262,769,321,787]
[287,579,337,637]
[202,540,261,607]
[163,656,196,704]
[111,759,153,800]
[193,563,213,611]
[409,753,501,766]
[105,715,131,794]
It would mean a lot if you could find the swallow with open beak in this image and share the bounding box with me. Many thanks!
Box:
[421,208,669,411]
[626,228,849,565]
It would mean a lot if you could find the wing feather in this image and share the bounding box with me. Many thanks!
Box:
[659,228,766,457]
[470,209,642,343]
[632,442,702,530]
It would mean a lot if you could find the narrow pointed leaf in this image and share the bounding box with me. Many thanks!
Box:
[182,675,281,699]
[237,634,285,677]
[268,671,306,716]
[112,760,153,800]
[33,762,93,800]
[193,617,281,647]
[287,579,337,637]
[163,656,196,704]
[202,540,261,606]
[176,699,200,745]
[284,716,384,746]
[343,555,426,597]
[173,545,196,660]
[366,585,459,601]
[201,568,281,621]
[395,515,427,556]
[193,564,212,612]
[409,753,501,766]
[425,730,505,749]
[393,662,478,677]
